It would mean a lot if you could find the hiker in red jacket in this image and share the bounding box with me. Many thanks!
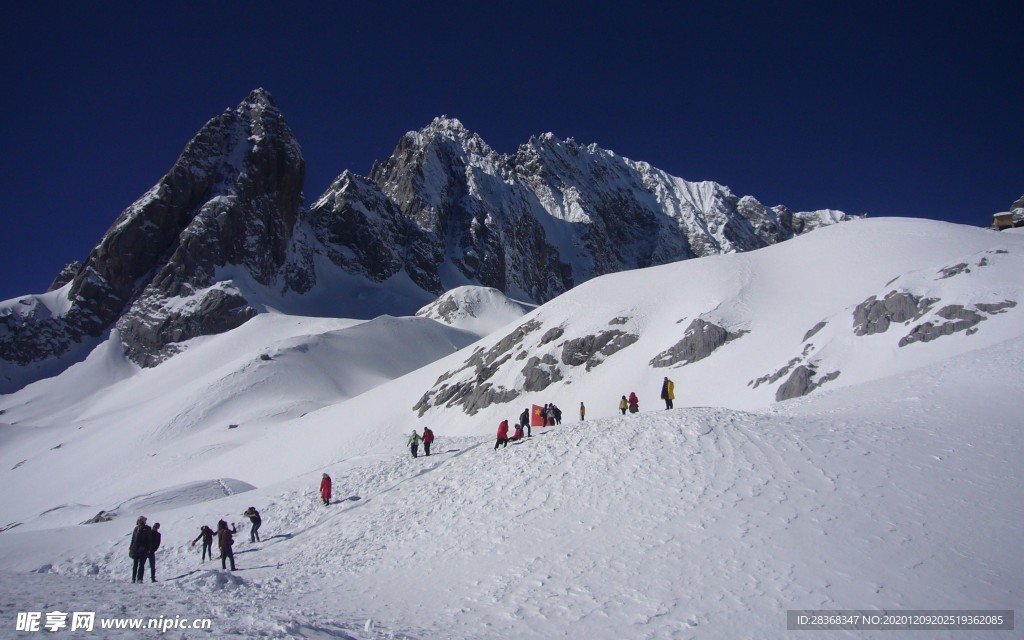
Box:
[628,391,639,413]
[216,520,237,571]
[422,427,435,456]
[511,423,524,441]
[320,473,332,506]
[495,420,509,450]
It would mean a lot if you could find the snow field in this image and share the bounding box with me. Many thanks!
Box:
[0,218,1021,638]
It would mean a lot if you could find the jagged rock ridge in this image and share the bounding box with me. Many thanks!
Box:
[2,91,854,392]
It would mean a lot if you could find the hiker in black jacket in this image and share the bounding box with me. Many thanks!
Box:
[129,516,152,583]
[243,507,261,543]
[146,523,161,582]
[192,525,215,562]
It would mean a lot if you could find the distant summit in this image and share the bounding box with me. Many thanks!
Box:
[416,286,533,335]
[1,89,855,392]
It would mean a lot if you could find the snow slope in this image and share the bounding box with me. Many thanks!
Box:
[0,219,1021,638]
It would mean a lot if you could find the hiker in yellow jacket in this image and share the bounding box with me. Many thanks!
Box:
[660,377,675,409]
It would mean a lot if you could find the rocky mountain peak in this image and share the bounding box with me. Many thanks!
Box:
[3,95,858,394]
[1,89,309,382]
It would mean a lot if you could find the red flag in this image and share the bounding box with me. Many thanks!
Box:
[531,404,545,427]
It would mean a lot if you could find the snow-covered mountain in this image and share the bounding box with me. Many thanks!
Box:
[415,286,533,335]
[0,218,1020,638]
[1,90,854,393]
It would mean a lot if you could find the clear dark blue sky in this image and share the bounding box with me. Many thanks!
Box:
[2,1,1021,301]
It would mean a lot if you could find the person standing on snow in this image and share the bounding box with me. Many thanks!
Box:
[217,520,237,571]
[129,516,152,583]
[320,473,332,506]
[628,392,639,413]
[661,376,675,410]
[408,430,423,458]
[243,507,262,543]
[580,402,586,421]
[552,404,563,425]
[146,522,161,582]
[422,427,435,456]
[519,408,531,437]
[495,419,510,449]
[192,525,215,562]
[619,395,628,415]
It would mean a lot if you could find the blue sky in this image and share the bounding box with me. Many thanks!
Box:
[2,1,1021,301]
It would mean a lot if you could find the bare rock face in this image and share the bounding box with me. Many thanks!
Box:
[561,330,639,371]
[112,90,307,366]
[899,301,1017,347]
[2,89,309,373]
[776,364,840,401]
[650,319,747,367]
[852,291,938,336]
[47,262,83,291]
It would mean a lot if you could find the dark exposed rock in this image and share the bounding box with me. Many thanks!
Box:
[540,326,564,345]
[561,330,639,370]
[852,291,938,336]
[522,354,563,392]
[899,301,1017,347]
[776,364,840,401]
[412,379,519,416]
[751,357,802,389]
[975,301,1017,315]
[82,511,114,525]
[47,262,83,291]
[413,320,541,415]
[468,321,541,370]
[802,321,827,342]
[650,319,747,368]
[2,89,307,376]
[938,263,970,279]
[119,287,259,366]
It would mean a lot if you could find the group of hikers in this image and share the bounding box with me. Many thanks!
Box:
[128,378,678,580]
[128,516,161,583]
[129,506,262,580]
[494,403,572,448]
[616,377,675,414]
[406,426,435,458]
[500,379,675,449]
